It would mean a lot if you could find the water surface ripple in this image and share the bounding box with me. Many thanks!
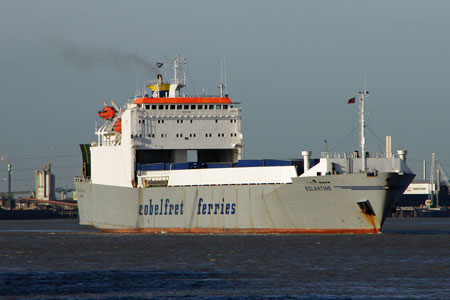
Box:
[1,218,450,299]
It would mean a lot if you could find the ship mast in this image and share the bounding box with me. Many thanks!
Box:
[359,90,369,172]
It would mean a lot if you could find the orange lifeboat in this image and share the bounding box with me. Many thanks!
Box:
[113,118,122,133]
[98,106,116,120]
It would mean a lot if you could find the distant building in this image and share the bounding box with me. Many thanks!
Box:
[35,164,55,200]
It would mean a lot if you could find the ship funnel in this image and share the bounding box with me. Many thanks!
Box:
[397,150,407,161]
[302,150,311,171]
[157,74,163,84]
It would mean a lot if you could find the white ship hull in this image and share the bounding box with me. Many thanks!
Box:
[75,172,414,234]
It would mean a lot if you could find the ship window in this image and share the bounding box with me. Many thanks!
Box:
[190,105,196,109]
[180,133,183,137]
[198,105,203,109]
[177,120,179,123]
[181,120,184,123]
[139,120,141,123]
[142,120,145,124]
[215,120,218,123]
[170,105,175,110]
[223,105,228,109]
[190,120,192,123]
[162,120,164,123]
[230,133,233,137]
[158,120,160,124]
[209,133,212,137]
[216,105,221,109]
[152,105,157,109]
[158,105,163,109]
[145,105,150,109]
[194,134,196,137]
[176,134,179,137]
[184,105,189,109]
[161,134,164,137]
[190,134,192,137]
[218,133,220,137]
[205,133,208,137]
[209,105,214,109]
[177,105,182,109]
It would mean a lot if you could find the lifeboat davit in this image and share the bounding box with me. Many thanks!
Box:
[98,106,116,120]
[113,118,122,133]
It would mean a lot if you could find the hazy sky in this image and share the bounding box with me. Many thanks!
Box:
[1,0,450,192]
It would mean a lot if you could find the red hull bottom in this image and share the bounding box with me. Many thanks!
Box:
[99,227,380,234]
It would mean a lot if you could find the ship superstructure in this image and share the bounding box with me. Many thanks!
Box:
[91,57,243,188]
[76,56,415,233]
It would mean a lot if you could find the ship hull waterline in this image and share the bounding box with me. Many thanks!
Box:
[75,172,414,234]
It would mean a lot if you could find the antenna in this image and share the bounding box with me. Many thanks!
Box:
[183,57,187,85]
[219,59,224,97]
[224,51,228,96]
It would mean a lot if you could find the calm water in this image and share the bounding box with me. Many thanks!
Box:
[1,218,450,299]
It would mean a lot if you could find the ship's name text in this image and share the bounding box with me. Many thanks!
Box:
[305,186,332,191]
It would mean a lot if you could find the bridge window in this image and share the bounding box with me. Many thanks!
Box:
[177,105,182,109]
[198,105,203,109]
[145,105,150,109]
[190,105,196,109]
[170,105,175,110]
[209,105,214,109]
[158,105,163,109]
[184,105,189,109]
[216,105,221,109]
[223,105,228,109]
[152,105,157,109]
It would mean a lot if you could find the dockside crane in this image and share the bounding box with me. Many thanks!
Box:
[427,153,450,208]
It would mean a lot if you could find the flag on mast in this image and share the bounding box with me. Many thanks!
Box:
[347,97,356,104]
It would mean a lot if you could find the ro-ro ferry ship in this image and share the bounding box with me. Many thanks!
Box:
[75,56,414,233]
